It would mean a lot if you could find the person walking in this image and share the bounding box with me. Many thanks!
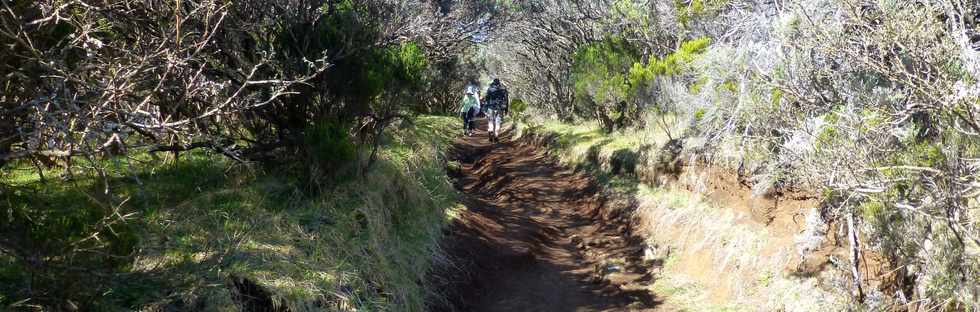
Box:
[459,85,481,136]
[483,79,509,143]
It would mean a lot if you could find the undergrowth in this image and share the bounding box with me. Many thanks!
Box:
[0,115,461,311]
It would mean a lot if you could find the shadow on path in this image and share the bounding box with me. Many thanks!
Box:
[434,118,664,312]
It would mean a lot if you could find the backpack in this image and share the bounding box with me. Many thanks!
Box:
[486,85,509,111]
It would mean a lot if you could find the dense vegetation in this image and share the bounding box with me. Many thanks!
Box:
[1,0,506,310]
[4,0,980,310]
[488,0,980,309]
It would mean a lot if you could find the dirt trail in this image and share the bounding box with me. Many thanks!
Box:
[437,120,666,312]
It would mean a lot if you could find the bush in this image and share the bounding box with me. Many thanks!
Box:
[510,98,529,118]
[571,36,639,132]
[501,0,980,308]
[674,0,729,27]
[304,121,357,182]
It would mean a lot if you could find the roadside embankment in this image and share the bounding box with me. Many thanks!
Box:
[513,120,854,311]
[1,116,462,311]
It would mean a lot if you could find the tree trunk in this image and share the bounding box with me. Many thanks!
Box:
[595,108,614,133]
[848,212,865,302]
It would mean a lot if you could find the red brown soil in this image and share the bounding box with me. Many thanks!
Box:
[676,167,832,271]
[667,165,899,301]
[435,121,666,312]
[431,120,892,310]
[680,167,817,233]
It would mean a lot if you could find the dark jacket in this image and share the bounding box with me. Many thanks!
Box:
[484,83,509,112]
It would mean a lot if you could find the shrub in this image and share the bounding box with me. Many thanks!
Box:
[304,121,357,181]
[693,108,706,122]
[571,36,639,132]
[510,98,529,117]
[674,0,729,27]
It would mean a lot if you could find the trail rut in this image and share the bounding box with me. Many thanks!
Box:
[436,120,667,312]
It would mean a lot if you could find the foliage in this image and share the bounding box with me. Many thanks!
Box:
[628,37,711,90]
[304,121,357,183]
[327,41,429,114]
[0,0,504,309]
[1,0,498,172]
[628,37,711,116]
[497,0,980,309]
[571,36,639,131]
[568,35,709,132]
[656,38,711,75]
[509,98,529,121]
[674,0,729,27]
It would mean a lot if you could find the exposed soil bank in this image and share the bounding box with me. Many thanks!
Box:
[432,121,667,311]
[481,123,858,310]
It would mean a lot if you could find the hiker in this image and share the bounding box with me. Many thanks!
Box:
[459,85,481,136]
[483,78,509,143]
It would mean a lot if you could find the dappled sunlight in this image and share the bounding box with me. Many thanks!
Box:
[1,114,462,310]
[6,0,980,310]
[638,184,843,310]
[525,121,849,311]
[437,127,664,311]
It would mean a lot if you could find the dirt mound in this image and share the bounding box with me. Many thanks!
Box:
[433,121,667,311]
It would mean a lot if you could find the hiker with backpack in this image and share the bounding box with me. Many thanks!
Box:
[459,85,481,136]
[483,79,509,143]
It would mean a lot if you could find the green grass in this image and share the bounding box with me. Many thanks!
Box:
[536,120,649,165]
[0,115,462,311]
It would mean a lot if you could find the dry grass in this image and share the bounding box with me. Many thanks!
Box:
[636,185,845,311]
[519,120,850,311]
